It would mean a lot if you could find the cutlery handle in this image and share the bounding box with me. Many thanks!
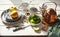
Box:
[13,27,24,32]
[13,25,31,32]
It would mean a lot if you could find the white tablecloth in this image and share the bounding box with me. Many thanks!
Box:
[0,0,60,36]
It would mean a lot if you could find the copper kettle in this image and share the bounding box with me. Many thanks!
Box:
[41,2,58,26]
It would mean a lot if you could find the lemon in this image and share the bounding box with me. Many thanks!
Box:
[9,6,17,12]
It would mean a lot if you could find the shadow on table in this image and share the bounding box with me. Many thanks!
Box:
[50,0,60,6]
[9,0,22,8]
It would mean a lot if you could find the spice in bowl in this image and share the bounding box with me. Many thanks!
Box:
[29,14,41,24]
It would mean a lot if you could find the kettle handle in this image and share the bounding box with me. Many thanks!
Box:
[42,2,57,11]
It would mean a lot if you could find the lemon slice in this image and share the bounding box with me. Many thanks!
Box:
[32,26,39,31]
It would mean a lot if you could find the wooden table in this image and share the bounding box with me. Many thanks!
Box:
[0,0,60,36]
